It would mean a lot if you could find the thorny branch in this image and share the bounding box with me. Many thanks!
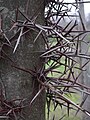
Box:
[0,0,90,119]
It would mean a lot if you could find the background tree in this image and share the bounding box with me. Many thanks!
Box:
[78,0,90,120]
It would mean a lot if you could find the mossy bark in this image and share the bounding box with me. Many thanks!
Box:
[0,0,45,120]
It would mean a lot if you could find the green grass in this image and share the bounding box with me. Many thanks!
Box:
[46,95,81,120]
[46,88,81,120]
[65,92,81,104]
[45,48,81,120]
[46,102,81,120]
[46,57,65,77]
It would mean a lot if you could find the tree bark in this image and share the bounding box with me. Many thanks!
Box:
[0,0,45,120]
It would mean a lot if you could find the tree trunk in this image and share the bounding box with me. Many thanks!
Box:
[0,0,45,120]
[78,0,90,120]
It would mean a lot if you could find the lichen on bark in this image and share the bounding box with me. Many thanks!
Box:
[0,0,45,120]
